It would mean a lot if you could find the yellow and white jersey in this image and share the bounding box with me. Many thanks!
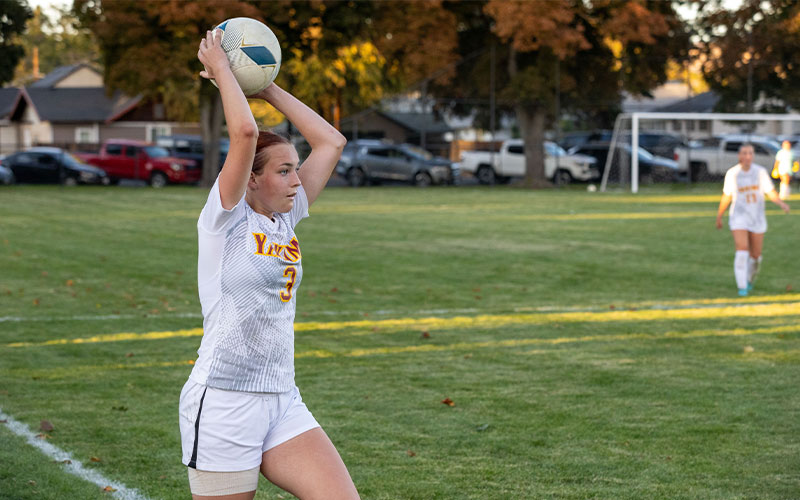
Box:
[723,163,774,233]
[190,177,309,393]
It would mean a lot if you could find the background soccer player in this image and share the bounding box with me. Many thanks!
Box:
[717,143,790,296]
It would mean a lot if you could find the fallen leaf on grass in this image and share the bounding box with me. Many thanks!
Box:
[103,486,116,492]
[609,304,615,310]
[28,480,36,486]
[421,331,430,339]
[125,352,134,358]
[41,271,48,277]
[787,284,793,291]
[90,456,102,462]
[35,433,50,439]
[40,420,54,432]
[32,298,40,306]
[442,398,455,407]
[406,450,416,457]
[65,280,74,287]
[54,459,71,465]
[330,287,338,293]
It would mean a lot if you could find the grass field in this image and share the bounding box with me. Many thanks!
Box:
[1,183,799,499]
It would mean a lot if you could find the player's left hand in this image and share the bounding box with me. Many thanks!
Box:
[780,201,790,214]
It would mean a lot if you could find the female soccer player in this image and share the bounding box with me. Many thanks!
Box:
[773,140,795,200]
[716,143,790,297]
[179,29,359,500]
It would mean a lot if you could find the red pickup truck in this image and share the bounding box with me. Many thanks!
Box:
[77,139,200,187]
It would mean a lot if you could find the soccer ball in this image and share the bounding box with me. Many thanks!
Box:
[587,184,597,192]
[211,17,281,95]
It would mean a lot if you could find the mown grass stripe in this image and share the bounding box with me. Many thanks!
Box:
[7,302,800,348]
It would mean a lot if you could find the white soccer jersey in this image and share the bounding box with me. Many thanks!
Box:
[776,149,794,175]
[723,163,775,233]
[189,177,309,393]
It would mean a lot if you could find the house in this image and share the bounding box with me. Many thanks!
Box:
[0,64,201,154]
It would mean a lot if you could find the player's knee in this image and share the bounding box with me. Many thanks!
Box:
[188,467,259,497]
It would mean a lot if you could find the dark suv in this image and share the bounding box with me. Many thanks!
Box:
[336,140,457,187]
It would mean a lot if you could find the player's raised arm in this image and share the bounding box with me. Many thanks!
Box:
[197,29,258,209]
[251,84,346,206]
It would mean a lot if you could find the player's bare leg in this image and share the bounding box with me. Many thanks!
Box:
[746,232,765,291]
[260,428,359,500]
[779,174,791,200]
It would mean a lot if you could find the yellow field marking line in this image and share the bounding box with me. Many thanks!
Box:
[591,193,800,204]
[13,324,800,379]
[6,302,800,348]
[515,293,800,311]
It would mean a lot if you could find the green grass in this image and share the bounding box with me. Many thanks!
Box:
[1,183,799,499]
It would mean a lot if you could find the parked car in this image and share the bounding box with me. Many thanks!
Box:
[558,130,613,152]
[570,142,682,183]
[673,134,780,180]
[3,147,108,185]
[155,134,229,171]
[459,139,599,185]
[0,155,14,185]
[76,139,199,187]
[336,140,457,187]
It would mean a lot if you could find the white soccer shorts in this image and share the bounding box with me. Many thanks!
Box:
[179,379,320,472]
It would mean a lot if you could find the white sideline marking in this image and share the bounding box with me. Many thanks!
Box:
[0,408,150,500]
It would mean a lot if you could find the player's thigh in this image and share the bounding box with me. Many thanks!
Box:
[748,232,764,257]
[731,229,750,251]
[260,428,359,500]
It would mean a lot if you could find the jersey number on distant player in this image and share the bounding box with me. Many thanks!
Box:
[280,266,297,302]
[745,193,757,203]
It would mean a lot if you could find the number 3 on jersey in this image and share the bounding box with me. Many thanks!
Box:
[280,266,297,302]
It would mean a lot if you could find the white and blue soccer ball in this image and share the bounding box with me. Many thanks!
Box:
[211,17,281,95]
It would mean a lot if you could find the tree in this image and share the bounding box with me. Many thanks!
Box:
[12,5,99,87]
[0,0,32,86]
[74,0,393,186]
[698,0,800,113]
[482,0,687,188]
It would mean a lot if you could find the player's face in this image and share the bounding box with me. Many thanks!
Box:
[783,140,791,150]
[252,144,301,215]
[738,146,754,168]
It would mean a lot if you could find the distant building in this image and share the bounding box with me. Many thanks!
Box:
[0,64,200,154]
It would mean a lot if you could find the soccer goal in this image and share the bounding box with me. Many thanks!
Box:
[601,111,800,192]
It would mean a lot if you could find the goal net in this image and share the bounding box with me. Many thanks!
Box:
[601,112,800,192]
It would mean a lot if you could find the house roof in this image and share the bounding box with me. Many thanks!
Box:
[377,111,453,134]
[30,63,97,89]
[654,91,720,113]
[22,87,136,123]
[0,88,21,118]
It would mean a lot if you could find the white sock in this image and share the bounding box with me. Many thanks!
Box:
[734,250,749,290]
[780,183,790,200]
[748,255,762,284]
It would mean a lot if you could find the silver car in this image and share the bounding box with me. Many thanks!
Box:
[336,141,456,187]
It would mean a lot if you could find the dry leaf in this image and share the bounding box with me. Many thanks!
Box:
[35,433,50,439]
[609,304,615,310]
[40,420,54,432]
[65,280,74,287]
[41,271,48,277]
[125,352,134,358]
[28,480,36,486]
[32,298,40,306]
[442,397,455,407]
[474,295,482,300]
[421,331,430,339]
[406,450,416,457]
[330,287,338,293]
[787,284,793,291]
[90,456,102,462]
[103,486,116,492]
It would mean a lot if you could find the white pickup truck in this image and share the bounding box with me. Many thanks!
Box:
[459,139,599,184]
[674,135,780,179]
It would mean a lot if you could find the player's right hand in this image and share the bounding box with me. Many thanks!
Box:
[715,216,723,230]
[198,29,228,80]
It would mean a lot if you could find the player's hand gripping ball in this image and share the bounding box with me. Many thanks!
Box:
[210,17,281,95]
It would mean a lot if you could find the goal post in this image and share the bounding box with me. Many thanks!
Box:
[601,111,800,193]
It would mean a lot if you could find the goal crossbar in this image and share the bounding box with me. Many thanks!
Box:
[601,111,800,193]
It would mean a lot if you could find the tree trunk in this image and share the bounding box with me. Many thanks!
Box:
[517,104,550,189]
[508,44,549,189]
[200,89,223,188]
